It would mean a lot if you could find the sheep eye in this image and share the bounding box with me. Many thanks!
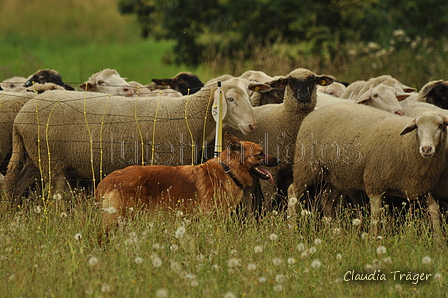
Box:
[226,97,234,102]
[373,93,379,98]
[438,124,444,130]
[97,80,106,85]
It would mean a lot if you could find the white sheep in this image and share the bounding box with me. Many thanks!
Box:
[288,103,448,234]
[3,78,269,207]
[317,84,408,115]
[0,83,66,175]
[0,76,26,91]
[226,68,335,211]
[79,68,134,97]
[317,81,347,98]
[128,81,183,97]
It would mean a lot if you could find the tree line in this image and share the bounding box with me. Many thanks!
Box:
[118,0,448,68]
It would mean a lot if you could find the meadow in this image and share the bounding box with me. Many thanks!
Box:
[1,1,448,297]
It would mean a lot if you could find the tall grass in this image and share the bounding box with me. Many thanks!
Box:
[1,199,447,297]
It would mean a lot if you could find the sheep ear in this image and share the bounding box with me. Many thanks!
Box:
[400,119,418,135]
[420,80,443,98]
[401,84,417,93]
[249,83,273,93]
[396,92,411,101]
[79,82,93,91]
[152,78,172,86]
[223,133,241,152]
[270,78,288,90]
[316,76,335,86]
[355,89,372,104]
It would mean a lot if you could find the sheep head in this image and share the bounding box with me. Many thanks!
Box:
[419,80,448,110]
[285,68,334,110]
[400,113,448,158]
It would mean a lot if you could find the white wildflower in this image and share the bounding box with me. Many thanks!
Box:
[352,218,361,226]
[258,277,267,283]
[297,243,305,251]
[272,258,282,266]
[269,233,278,241]
[376,246,387,256]
[88,256,99,266]
[247,263,257,271]
[230,249,238,256]
[309,247,317,254]
[287,258,296,264]
[134,257,143,264]
[336,254,342,261]
[156,288,169,298]
[434,273,442,281]
[422,256,432,265]
[332,228,341,235]
[151,254,162,267]
[175,226,186,239]
[101,284,111,293]
[275,274,285,283]
[190,280,198,287]
[314,238,322,245]
[273,284,283,292]
[224,293,236,298]
[395,284,402,291]
[170,261,181,272]
[74,233,82,241]
[153,243,161,250]
[254,245,263,253]
[301,209,311,216]
[34,206,42,213]
[170,244,179,252]
[382,257,392,264]
[103,206,117,214]
[227,258,241,268]
[310,259,322,269]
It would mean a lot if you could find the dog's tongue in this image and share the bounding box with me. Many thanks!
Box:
[258,166,274,185]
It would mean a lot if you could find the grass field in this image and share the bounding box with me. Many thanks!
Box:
[1,199,447,298]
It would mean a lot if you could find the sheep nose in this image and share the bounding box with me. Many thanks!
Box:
[394,110,404,116]
[421,146,433,155]
[249,124,256,131]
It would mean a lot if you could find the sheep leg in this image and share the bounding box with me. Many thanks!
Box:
[425,193,444,244]
[4,160,40,209]
[321,183,341,218]
[369,193,383,235]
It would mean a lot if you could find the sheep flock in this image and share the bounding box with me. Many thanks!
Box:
[2,67,448,239]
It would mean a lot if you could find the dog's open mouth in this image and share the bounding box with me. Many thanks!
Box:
[251,165,274,184]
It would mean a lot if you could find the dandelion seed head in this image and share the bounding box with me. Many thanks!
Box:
[332,228,341,235]
[288,197,298,207]
[74,233,82,241]
[297,243,305,251]
[101,284,111,293]
[382,257,392,264]
[336,254,342,260]
[272,258,282,266]
[287,258,296,264]
[258,277,267,283]
[88,256,99,266]
[269,233,278,241]
[103,206,117,214]
[153,243,161,250]
[230,249,238,256]
[310,259,322,269]
[170,261,181,272]
[59,212,68,218]
[422,256,432,265]
[34,206,42,213]
[275,274,285,283]
[352,218,361,226]
[134,257,143,264]
[434,273,442,281]
[53,193,62,201]
[314,238,322,245]
[254,245,263,253]
[151,254,162,267]
[393,29,405,37]
[190,280,198,287]
[170,244,179,252]
[395,284,402,291]
[273,284,283,292]
[224,293,236,298]
[376,245,386,256]
[175,226,186,239]
[309,247,317,254]
[227,258,241,268]
[301,210,311,216]
[156,288,169,298]
[247,263,257,271]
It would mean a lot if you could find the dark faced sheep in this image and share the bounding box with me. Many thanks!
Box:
[25,69,74,91]
[149,71,204,95]
[416,80,448,110]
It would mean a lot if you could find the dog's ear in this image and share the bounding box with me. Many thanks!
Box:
[224,133,241,152]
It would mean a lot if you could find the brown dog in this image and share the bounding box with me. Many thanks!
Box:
[95,133,279,228]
